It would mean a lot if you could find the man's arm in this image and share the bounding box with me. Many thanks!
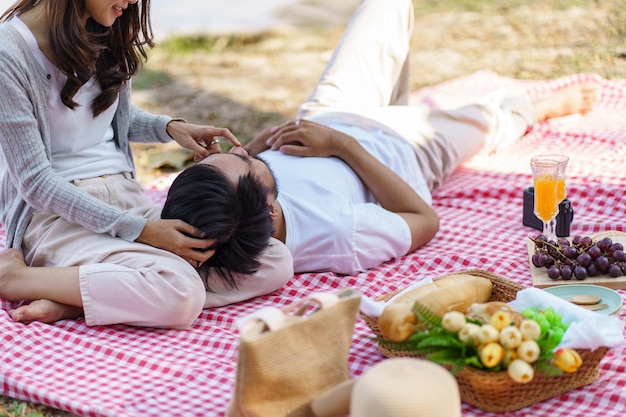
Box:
[265,120,440,252]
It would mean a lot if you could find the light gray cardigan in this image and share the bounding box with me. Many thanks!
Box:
[0,23,175,249]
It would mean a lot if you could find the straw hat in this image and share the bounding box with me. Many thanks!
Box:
[350,358,461,417]
[311,358,462,417]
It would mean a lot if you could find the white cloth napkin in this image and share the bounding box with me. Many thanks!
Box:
[359,278,433,317]
[508,287,626,350]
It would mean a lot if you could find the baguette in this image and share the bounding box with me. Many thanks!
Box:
[378,274,493,342]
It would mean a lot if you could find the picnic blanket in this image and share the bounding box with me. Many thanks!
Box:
[1,71,625,417]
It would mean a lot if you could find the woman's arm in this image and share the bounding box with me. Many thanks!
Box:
[0,47,214,260]
[265,120,440,252]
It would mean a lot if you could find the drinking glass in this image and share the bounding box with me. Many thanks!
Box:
[530,156,560,241]
[541,154,569,202]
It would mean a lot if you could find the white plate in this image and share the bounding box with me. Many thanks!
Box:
[542,284,623,316]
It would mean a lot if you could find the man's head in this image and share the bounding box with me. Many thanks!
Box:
[161,152,277,289]
[198,146,278,200]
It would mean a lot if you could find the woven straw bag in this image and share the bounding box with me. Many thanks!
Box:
[226,288,362,417]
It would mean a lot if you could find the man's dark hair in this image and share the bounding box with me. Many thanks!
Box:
[161,164,274,289]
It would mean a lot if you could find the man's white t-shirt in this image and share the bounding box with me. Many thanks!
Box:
[260,115,431,275]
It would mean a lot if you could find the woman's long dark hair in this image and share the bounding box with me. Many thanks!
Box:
[1,0,154,117]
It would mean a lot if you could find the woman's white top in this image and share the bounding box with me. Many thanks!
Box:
[10,17,131,181]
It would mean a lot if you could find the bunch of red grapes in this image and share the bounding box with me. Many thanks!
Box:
[530,234,625,281]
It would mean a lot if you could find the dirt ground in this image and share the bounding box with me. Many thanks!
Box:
[3,1,625,416]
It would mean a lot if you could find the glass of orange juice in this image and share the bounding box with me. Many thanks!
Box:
[530,156,561,241]
[540,154,569,201]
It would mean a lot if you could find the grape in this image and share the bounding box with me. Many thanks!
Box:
[588,245,602,259]
[608,264,622,277]
[560,265,573,280]
[521,307,569,346]
[547,266,561,280]
[597,237,613,252]
[557,238,570,247]
[580,236,593,249]
[586,263,599,277]
[521,307,537,320]
[563,246,578,259]
[534,234,548,248]
[595,256,610,273]
[576,253,592,267]
[536,253,550,267]
[552,327,565,344]
[531,233,626,282]
[574,266,588,280]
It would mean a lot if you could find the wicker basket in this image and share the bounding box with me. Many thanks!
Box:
[361,269,610,413]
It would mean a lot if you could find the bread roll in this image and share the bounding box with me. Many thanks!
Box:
[379,274,492,342]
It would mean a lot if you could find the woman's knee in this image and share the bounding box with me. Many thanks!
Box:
[152,273,206,329]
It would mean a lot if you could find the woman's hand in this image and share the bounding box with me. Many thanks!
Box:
[245,126,273,155]
[136,219,216,267]
[166,120,241,161]
[264,119,348,158]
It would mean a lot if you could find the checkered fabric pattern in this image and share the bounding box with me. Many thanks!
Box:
[1,71,625,417]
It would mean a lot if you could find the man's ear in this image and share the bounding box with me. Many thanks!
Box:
[269,202,279,221]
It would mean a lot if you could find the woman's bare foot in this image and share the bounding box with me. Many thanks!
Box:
[533,82,597,122]
[9,299,83,324]
[1,249,84,324]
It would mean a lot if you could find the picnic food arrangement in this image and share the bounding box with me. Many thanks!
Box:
[528,231,626,289]
[362,270,616,412]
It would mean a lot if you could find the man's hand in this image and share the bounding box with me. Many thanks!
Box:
[166,120,241,161]
[245,126,273,155]
[136,219,216,267]
[264,119,348,158]
[265,119,439,253]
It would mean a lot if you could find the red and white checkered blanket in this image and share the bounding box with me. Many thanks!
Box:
[1,71,625,417]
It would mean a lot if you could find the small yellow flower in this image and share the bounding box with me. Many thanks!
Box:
[519,319,541,341]
[499,326,522,349]
[477,324,500,344]
[502,347,519,367]
[458,323,481,345]
[507,359,534,383]
[441,311,467,333]
[517,340,541,363]
[479,342,504,368]
[552,348,583,373]
[489,309,512,331]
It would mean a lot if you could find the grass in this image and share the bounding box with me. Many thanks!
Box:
[0,402,46,417]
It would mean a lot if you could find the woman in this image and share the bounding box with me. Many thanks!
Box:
[0,0,292,328]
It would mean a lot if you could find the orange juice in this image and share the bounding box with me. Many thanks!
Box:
[557,177,566,202]
[533,175,558,222]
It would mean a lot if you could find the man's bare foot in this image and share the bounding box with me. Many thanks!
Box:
[9,299,83,324]
[0,248,28,302]
[533,82,597,122]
